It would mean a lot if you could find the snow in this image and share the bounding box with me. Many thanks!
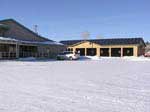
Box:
[51,41,64,45]
[0,37,18,42]
[0,37,63,45]
[122,56,150,61]
[0,58,150,112]
[20,40,64,45]
[80,56,150,62]
[18,57,37,61]
[80,56,101,60]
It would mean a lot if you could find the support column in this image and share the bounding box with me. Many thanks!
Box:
[109,47,111,57]
[85,48,87,56]
[133,46,138,57]
[121,47,123,57]
[16,43,19,58]
[97,48,100,57]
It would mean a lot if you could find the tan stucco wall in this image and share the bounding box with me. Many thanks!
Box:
[67,41,140,57]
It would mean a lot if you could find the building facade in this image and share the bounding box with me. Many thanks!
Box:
[0,19,65,59]
[60,38,145,57]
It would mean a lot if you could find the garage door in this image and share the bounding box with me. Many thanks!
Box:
[86,48,97,56]
[123,48,133,56]
[100,48,109,56]
[76,48,85,56]
[111,48,121,57]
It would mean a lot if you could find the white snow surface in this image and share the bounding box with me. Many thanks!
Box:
[0,58,150,112]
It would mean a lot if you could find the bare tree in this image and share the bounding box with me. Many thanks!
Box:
[96,35,104,39]
[81,31,90,40]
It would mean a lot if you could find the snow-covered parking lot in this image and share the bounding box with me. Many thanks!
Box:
[0,57,150,112]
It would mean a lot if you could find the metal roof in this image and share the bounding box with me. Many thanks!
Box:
[60,38,145,46]
[0,19,53,42]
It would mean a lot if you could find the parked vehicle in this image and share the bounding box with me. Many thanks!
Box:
[57,51,80,60]
[144,51,150,57]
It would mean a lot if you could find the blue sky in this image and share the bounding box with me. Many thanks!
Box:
[0,0,150,41]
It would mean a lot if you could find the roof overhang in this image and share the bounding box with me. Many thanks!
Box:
[61,38,146,47]
[69,40,100,47]
[0,37,64,46]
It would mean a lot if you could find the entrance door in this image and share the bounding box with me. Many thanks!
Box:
[111,48,121,57]
[86,48,97,56]
[76,48,85,56]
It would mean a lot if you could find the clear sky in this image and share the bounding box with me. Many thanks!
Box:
[0,0,150,41]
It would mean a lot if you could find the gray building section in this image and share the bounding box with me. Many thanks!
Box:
[0,19,65,59]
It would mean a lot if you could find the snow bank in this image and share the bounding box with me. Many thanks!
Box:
[80,56,101,60]
[122,56,150,61]
[79,56,150,62]
[18,57,37,61]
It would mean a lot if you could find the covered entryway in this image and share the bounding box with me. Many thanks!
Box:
[123,48,133,56]
[86,48,97,56]
[111,48,121,57]
[76,48,85,56]
[100,48,109,56]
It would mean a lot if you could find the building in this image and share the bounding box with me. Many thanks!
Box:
[60,38,145,57]
[0,19,65,59]
[145,43,150,53]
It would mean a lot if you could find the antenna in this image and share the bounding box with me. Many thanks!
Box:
[33,25,38,34]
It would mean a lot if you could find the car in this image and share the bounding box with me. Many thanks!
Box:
[144,51,150,57]
[57,51,80,60]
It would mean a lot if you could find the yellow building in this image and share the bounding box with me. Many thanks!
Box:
[60,38,145,57]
